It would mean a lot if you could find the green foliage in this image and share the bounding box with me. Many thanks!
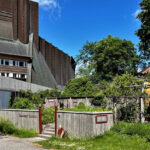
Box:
[62,77,99,97]
[0,118,16,134]
[112,122,150,141]
[103,74,143,98]
[61,102,110,112]
[76,35,139,81]
[11,97,35,109]
[0,117,37,138]
[42,108,55,124]
[10,89,61,109]
[91,92,107,108]
[118,102,139,122]
[136,0,150,60]
[37,131,150,150]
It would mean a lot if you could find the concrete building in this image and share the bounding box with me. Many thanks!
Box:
[0,0,75,108]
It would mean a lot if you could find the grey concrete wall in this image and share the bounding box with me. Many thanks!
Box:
[44,98,92,108]
[0,76,52,93]
[57,111,113,138]
[0,109,39,131]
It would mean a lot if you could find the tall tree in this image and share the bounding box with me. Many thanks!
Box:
[76,35,139,81]
[136,0,150,60]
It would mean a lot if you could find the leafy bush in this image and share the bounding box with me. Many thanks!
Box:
[0,118,16,134]
[0,117,38,138]
[42,108,55,124]
[62,77,99,97]
[118,102,139,122]
[10,89,61,109]
[112,122,150,141]
[11,97,35,109]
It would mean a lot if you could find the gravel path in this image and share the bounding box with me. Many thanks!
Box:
[0,136,47,150]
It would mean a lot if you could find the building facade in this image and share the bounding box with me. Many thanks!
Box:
[0,0,75,89]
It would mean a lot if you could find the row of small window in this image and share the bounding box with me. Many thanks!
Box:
[0,59,27,67]
[0,73,27,79]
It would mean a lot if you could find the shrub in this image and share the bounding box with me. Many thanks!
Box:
[42,108,55,124]
[0,118,16,134]
[11,97,35,109]
[112,122,150,141]
[62,77,99,97]
[118,102,139,122]
[0,117,38,138]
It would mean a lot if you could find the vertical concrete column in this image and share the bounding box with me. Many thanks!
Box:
[27,63,32,83]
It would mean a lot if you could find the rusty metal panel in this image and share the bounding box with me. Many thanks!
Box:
[60,51,64,85]
[45,41,50,68]
[65,55,69,83]
[29,1,39,50]
[57,50,61,85]
[49,43,53,71]
[54,47,58,82]
[18,0,29,44]
[13,0,18,40]
[0,0,13,13]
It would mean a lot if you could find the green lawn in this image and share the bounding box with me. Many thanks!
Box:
[37,131,150,150]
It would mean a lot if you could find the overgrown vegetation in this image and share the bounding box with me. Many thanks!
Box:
[61,102,111,112]
[42,108,55,124]
[37,122,150,150]
[9,89,61,109]
[118,102,139,122]
[62,77,99,97]
[112,122,150,142]
[0,117,38,138]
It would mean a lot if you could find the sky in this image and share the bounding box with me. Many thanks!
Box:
[32,0,142,58]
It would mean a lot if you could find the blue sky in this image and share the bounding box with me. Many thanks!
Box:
[33,0,141,58]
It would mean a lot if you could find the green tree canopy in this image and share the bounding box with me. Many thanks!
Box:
[62,77,99,97]
[76,35,139,81]
[136,0,150,60]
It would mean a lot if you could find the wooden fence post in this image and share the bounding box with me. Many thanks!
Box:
[39,107,42,134]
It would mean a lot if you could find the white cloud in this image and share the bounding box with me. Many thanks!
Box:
[32,0,61,19]
[132,9,141,18]
[32,0,58,9]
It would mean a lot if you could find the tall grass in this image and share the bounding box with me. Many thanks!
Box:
[0,117,38,138]
[112,121,150,141]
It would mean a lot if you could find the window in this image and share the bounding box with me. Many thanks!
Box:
[1,59,4,65]
[13,60,15,66]
[5,59,9,66]
[13,74,16,78]
[9,60,13,66]
[21,74,25,79]
[19,61,24,67]
[1,73,5,76]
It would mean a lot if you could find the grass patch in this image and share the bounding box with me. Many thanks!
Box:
[60,102,111,112]
[0,117,38,138]
[13,129,38,138]
[37,131,150,150]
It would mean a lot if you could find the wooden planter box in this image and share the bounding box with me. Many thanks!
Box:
[57,111,113,138]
